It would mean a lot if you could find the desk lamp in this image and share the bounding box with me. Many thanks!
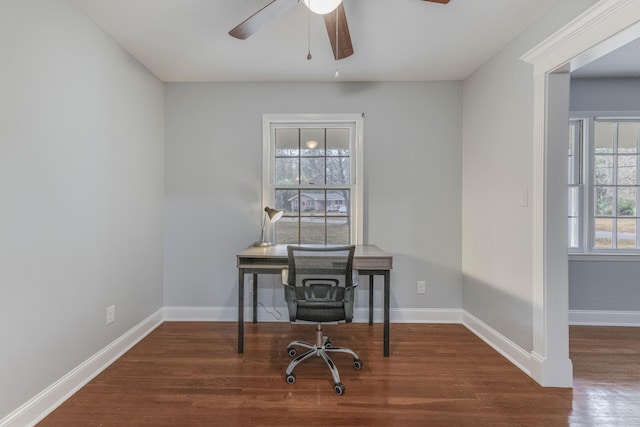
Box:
[254,207,283,247]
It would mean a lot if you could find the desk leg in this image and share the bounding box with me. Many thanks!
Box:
[368,275,374,326]
[238,268,244,354]
[252,273,258,323]
[384,270,390,357]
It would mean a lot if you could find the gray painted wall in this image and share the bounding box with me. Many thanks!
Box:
[1,0,164,419]
[569,77,640,312]
[163,82,463,314]
[569,260,640,310]
[462,0,598,351]
[571,78,640,113]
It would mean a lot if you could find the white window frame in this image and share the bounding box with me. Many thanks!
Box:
[570,112,640,254]
[262,113,364,245]
[568,119,585,253]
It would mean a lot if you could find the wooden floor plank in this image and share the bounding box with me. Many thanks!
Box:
[37,323,640,426]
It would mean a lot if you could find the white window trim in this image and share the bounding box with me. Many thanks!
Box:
[262,113,364,245]
[569,253,640,262]
[568,119,585,253]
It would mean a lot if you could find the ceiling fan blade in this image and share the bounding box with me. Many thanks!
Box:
[422,0,451,3]
[323,3,354,60]
[229,0,298,40]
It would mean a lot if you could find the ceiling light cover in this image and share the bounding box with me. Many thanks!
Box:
[303,0,343,15]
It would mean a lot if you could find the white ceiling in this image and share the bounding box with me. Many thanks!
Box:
[69,0,565,82]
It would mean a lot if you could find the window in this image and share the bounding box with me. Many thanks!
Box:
[262,114,363,245]
[569,117,640,252]
[568,120,583,250]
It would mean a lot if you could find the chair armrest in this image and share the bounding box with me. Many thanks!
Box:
[282,270,297,321]
[344,284,355,322]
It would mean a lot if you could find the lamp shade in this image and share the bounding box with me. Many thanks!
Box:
[254,207,283,247]
[303,0,342,15]
[264,207,283,223]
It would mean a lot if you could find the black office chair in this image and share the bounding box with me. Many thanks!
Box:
[282,245,362,395]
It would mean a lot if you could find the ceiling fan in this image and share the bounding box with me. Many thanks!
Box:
[229,0,451,60]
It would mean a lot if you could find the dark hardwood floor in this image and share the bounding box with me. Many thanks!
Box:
[38,322,640,426]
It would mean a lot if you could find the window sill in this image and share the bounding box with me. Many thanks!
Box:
[569,253,640,262]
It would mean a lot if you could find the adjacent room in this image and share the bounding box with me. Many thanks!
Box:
[2,0,640,425]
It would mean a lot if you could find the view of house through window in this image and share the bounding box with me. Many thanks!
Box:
[263,115,363,245]
[569,117,640,252]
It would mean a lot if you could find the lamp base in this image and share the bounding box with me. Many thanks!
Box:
[253,241,273,247]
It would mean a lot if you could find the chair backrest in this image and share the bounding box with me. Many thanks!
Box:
[286,245,355,301]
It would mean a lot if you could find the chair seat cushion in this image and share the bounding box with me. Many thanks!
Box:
[298,300,343,308]
[295,303,346,322]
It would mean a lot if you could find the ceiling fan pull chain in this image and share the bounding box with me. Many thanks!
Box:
[307,4,312,60]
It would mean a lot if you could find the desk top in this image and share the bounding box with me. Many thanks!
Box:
[237,244,392,270]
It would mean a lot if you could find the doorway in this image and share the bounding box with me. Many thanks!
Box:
[521,1,640,387]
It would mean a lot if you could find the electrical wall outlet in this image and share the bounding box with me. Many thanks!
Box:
[106,305,115,325]
[416,281,426,294]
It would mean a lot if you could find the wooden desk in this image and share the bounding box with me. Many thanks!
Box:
[236,244,393,356]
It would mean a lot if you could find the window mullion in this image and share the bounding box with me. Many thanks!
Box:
[588,117,596,251]
[612,122,618,249]
[323,129,327,244]
[636,126,640,249]
[297,130,301,243]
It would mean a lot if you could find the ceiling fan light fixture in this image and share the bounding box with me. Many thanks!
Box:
[303,0,343,15]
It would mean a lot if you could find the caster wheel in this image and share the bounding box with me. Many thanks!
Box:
[287,347,297,357]
[334,382,345,395]
[353,359,363,370]
[325,340,333,349]
[286,373,296,384]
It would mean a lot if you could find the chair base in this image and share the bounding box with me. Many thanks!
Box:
[284,323,362,395]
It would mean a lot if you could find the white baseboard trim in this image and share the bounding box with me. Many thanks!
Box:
[388,308,463,323]
[163,306,238,321]
[529,350,574,388]
[163,305,464,324]
[0,309,164,427]
[462,311,532,377]
[569,309,640,326]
